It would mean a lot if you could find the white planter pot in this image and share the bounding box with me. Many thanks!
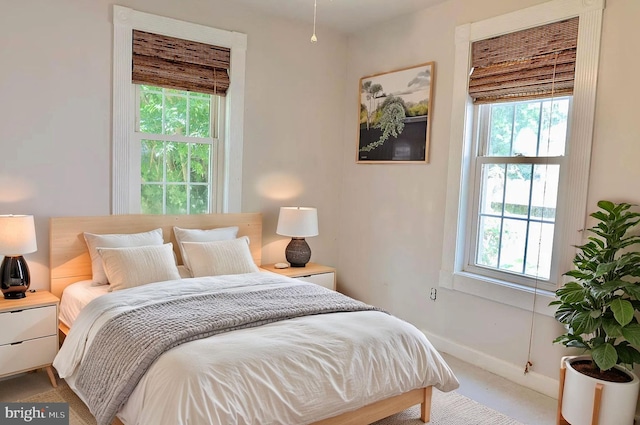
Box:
[561,355,640,425]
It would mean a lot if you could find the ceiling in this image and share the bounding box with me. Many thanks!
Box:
[233,0,447,34]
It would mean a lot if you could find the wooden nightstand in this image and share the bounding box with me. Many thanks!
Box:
[0,290,59,387]
[261,262,336,290]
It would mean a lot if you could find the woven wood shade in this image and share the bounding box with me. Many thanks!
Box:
[132,30,230,96]
[469,17,579,103]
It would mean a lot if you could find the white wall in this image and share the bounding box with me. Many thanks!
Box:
[0,0,347,285]
[338,0,640,393]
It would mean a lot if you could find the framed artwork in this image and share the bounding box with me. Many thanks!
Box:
[357,62,434,163]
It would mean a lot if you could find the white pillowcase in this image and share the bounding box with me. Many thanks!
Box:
[97,243,181,292]
[181,236,259,278]
[84,228,164,285]
[173,226,239,274]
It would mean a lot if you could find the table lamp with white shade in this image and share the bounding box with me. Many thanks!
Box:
[0,215,37,299]
[276,207,318,267]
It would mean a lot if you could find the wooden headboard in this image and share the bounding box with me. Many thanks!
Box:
[49,213,262,299]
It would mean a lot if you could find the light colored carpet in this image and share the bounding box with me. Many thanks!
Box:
[18,383,524,425]
[373,390,525,425]
[18,382,94,425]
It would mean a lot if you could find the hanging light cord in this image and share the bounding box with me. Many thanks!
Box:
[524,52,559,375]
[311,0,318,43]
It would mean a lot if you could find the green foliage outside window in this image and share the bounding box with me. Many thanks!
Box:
[138,85,213,214]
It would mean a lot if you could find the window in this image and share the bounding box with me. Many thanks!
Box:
[112,6,247,214]
[466,97,570,290]
[136,85,221,214]
[440,0,604,313]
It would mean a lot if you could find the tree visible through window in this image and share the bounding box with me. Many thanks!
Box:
[137,85,218,214]
[471,97,570,281]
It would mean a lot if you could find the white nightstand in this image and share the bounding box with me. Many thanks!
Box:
[0,290,59,387]
[261,262,336,291]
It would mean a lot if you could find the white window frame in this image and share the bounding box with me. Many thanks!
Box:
[440,0,604,316]
[112,5,247,214]
[464,97,571,292]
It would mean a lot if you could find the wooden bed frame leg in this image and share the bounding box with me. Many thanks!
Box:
[421,386,432,423]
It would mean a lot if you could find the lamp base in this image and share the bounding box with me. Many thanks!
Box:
[285,238,311,267]
[1,255,30,299]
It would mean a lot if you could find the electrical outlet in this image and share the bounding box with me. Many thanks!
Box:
[429,288,437,301]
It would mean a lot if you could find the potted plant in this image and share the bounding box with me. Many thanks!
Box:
[552,200,640,425]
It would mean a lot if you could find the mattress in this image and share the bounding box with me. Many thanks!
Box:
[58,280,108,328]
[58,267,191,328]
[55,272,459,425]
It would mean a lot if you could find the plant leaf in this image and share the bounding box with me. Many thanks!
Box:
[554,304,577,324]
[555,282,586,304]
[623,284,640,300]
[610,298,634,326]
[592,343,617,371]
[595,262,617,278]
[616,343,640,367]
[572,311,600,335]
[564,270,594,280]
[602,317,623,338]
[566,339,589,349]
[621,323,640,347]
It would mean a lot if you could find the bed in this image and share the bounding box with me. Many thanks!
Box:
[50,213,459,425]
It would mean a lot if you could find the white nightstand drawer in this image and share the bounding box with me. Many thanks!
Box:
[297,272,335,290]
[0,305,57,345]
[0,335,58,377]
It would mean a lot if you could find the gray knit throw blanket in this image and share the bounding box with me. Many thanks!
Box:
[74,283,380,425]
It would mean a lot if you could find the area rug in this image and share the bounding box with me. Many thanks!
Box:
[19,383,524,425]
[18,383,94,425]
[372,390,525,425]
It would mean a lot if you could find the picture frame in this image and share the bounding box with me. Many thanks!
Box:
[357,62,434,163]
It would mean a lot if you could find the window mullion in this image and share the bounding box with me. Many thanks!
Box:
[535,101,543,156]
[522,163,535,275]
[496,163,507,270]
[186,143,191,214]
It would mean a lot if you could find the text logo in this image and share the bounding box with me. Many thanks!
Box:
[0,403,68,424]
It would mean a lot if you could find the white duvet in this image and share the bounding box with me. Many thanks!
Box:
[54,272,459,425]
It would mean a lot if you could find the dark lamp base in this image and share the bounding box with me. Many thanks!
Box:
[3,291,26,299]
[1,255,31,300]
[285,237,311,268]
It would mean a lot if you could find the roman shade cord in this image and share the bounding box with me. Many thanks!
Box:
[524,52,560,376]
[132,29,230,96]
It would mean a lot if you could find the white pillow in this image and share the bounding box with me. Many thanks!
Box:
[84,228,164,285]
[173,226,239,274]
[97,243,181,292]
[181,236,259,277]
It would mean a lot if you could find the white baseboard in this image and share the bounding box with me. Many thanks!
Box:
[423,329,559,399]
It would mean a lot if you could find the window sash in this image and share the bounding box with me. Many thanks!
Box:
[132,85,222,214]
[139,142,213,214]
[465,161,563,291]
[134,85,217,144]
[464,102,568,290]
